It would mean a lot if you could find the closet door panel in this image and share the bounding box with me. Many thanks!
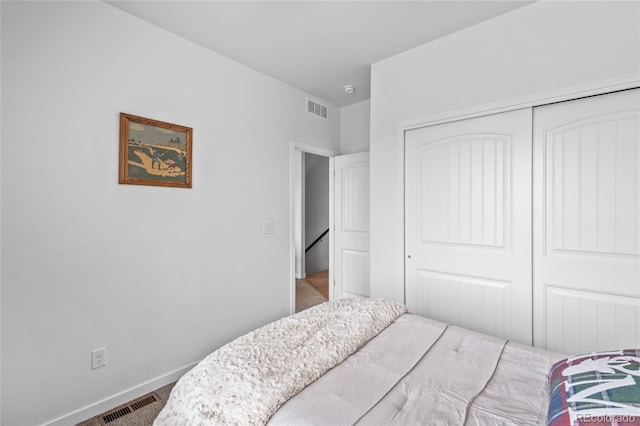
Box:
[405,108,532,345]
[545,287,640,354]
[533,88,640,354]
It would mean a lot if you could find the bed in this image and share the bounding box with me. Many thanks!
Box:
[154,298,640,426]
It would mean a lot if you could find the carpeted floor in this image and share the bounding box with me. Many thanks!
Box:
[295,278,327,312]
[296,269,329,312]
[76,382,175,426]
[304,269,329,299]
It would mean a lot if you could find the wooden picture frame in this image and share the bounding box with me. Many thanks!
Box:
[119,113,192,188]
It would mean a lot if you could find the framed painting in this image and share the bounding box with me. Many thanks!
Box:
[119,113,192,188]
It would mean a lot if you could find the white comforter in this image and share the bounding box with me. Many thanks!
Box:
[270,314,564,426]
[154,298,406,426]
[155,298,563,425]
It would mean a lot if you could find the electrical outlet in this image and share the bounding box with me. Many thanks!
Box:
[91,347,107,370]
[263,222,275,235]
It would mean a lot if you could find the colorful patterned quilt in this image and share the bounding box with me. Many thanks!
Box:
[548,349,640,425]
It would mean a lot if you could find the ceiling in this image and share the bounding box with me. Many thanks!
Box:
[106,1,533,107]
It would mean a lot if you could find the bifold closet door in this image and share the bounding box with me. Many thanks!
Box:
[405,108,533,345]
[533,88,640,354]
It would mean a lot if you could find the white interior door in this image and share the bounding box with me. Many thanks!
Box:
[332,152,370,300]
[533,88,640,354]
[405,108,533,345]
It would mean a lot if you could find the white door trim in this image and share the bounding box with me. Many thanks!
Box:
[400,73,639,131]
[289,141,339,315]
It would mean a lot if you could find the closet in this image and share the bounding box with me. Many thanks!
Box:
[405,88,639,353]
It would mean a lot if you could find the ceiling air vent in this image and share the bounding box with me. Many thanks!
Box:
[306,98,328,119]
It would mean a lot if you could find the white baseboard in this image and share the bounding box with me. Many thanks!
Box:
[44,362,197,426]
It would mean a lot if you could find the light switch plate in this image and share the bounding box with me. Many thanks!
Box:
[263,222,275,234]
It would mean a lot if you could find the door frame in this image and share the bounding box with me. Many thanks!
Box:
[289,141,339,315]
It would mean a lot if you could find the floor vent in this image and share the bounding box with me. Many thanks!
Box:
[306,98,328,119]
[101,407,131,424]
[130,394,158,411]
[99,392,159,424]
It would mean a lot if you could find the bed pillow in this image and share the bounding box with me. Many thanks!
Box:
[548,349,640,425]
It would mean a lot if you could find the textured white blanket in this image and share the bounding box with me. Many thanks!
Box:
[154,298,407,426]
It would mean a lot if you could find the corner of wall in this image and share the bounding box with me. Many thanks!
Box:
[339,100,371,155]
[0,0,3,422]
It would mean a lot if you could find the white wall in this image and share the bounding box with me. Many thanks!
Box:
[0,2,3,422]
[0,2,339,425]
[339,100,370,154]
[304,154,330,274]
[370,1,640,303]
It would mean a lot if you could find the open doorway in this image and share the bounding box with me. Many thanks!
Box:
[296,153,330,312]
[289,142,338,314]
